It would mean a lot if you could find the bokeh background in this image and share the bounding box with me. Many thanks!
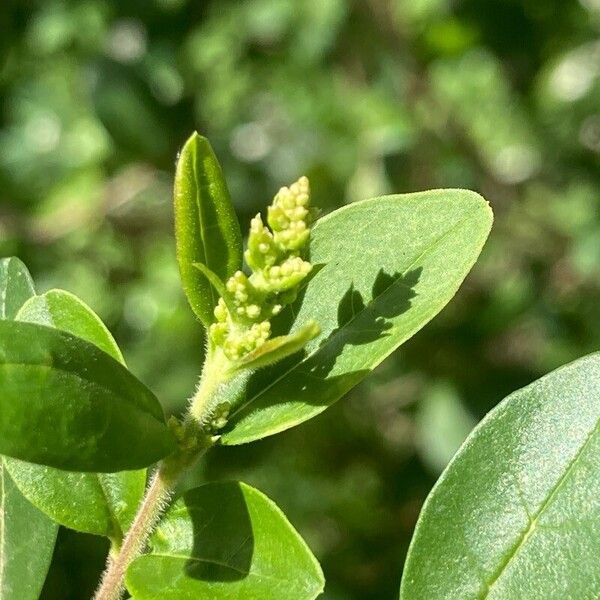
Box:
[1,0,599,598]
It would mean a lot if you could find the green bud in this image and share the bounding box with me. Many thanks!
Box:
[245,214,279,271]
[267,176,312,252]
[209,175,317,368]
[221,320,271,362]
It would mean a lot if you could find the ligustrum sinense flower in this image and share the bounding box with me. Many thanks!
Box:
[208,176,320,366]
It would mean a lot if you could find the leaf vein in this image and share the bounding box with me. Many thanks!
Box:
[229,209,479,421]
[192,142,216,309]
[481,413,600,597]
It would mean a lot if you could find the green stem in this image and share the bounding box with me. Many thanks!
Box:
[189,347,230,425]
[93,462,177,600]
[92,352,228,600]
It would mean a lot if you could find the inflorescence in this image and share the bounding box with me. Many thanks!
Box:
[210,176,314,362]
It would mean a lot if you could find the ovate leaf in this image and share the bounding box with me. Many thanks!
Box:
[126,481,324,600]
[401,352,600,600]
[220,190,492,444]
[0,257,35,320]
[16,289,124,363]
[175,132,243,325]
[4,459,145,541]
[0,320,176,472]
[0,465,58,600]
[8,289,145,539]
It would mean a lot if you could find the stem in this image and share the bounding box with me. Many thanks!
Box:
[93,463,175,600]
[92,352,229,600]
[189,347,230,424]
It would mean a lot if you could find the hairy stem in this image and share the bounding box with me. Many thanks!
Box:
[93,353,225,600]
[93,463,176,600]
[189,347,230,425]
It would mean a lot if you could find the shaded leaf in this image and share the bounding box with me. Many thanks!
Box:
[9,290,145,539]
[0,320,176,472]
[126,481,324,600]
[0,464,58,600]
[175,132,243,325]
[401,352,600,600]
[4,459,145,541]
[220,190,492,444]
[0,256,57,599]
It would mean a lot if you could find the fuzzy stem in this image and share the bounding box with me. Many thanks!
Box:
[93,351,226,600]
[189,347,230,425]
[93,463,176,600]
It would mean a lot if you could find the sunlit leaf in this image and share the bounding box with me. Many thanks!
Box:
[126,481,324,599]
[175,132,243,326]
[234,320,321,371]
[220,190,492,444]
[401,352,600,599]
[16,289,124,363]
[0,257,36,320]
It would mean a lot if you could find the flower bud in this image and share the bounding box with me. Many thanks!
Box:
[245,214,279,271]
[210,175,316,366]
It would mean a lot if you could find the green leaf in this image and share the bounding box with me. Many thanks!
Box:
[175,132,243,326]
[0,257,36,320]
[16,289,125,363]
[4,459,145,540]
[0,320,176,472]
[234,320,321,371]
[126,481,324,600]
[0,259,57,599]
[400,352,600,600]
[220,189,492,444]
[0,464,58,600]
[8,289,145,539]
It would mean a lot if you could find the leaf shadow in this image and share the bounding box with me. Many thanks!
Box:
[183,482,254,582]
[300,266,422,381]
[230,266,422,417]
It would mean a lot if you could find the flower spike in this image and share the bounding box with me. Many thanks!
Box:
[208,176,319,367]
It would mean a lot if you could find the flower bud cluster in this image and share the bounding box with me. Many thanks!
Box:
[267,176,311,252]
[209,176,313,362]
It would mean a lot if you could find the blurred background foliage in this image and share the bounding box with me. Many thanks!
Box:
[1,0,599,598]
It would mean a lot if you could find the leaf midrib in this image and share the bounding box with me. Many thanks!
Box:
[480,410,600,598]
[140,551,309,586]
[0,362,160,423]
[192,142,216,309]
[229,208,479,422]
